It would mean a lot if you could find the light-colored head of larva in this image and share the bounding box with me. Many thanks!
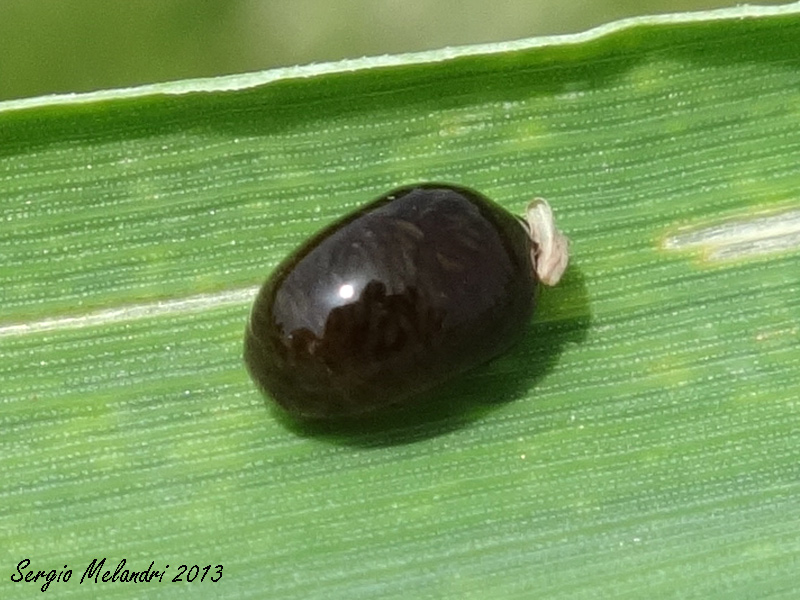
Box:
[524,198,569,286]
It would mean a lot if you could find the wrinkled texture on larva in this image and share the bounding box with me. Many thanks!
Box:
[245,184,537,419]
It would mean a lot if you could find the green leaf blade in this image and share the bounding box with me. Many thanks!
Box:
[2,5,800,599]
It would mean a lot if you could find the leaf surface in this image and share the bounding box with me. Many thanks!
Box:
[2,5,799,599]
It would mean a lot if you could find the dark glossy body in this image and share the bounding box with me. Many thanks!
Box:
[244,184,538,419]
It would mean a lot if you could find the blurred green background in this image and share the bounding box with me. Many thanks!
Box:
[0,0,792,101]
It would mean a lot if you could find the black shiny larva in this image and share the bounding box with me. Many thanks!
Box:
[244,183,568,419]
